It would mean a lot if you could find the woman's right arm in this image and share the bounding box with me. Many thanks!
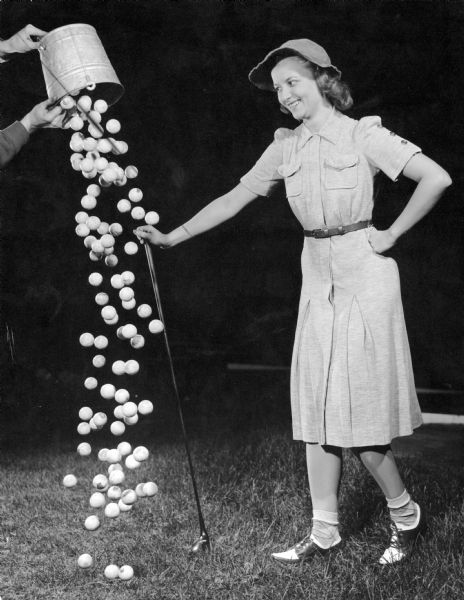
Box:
[134,182,259,248]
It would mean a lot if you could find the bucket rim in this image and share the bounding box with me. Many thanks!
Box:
[41,23,97,43]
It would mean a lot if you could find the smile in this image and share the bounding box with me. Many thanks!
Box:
[286,100,301,109]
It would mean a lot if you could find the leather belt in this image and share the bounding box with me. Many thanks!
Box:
[304,220,372,239]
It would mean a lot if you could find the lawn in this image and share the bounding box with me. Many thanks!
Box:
[1,394,463,600]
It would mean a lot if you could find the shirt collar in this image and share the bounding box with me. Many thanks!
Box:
[296,108,343,149]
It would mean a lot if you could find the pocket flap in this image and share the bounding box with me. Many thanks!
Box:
[278,161,301,177]
[325,154,359,170]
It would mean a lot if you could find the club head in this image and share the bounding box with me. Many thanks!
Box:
[190,532,211,554]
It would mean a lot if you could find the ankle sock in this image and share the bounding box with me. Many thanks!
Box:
[311,510,341,549]
[386,490,419,531]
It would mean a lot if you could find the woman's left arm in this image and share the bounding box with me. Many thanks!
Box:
[369,153,452,253]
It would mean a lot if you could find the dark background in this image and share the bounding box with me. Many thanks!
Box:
[0,0,463,442]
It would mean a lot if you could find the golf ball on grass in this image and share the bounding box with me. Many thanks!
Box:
[104,564,120,579]
[107,486,122,500]
[93,474,109,491]
[118,499,133,512]
[125,455,141,470]
[104,502,121,518]
[106,448,122,463]
[77,553,93,569]
[119,565,134,580]
[63,474,78,488]
[135,483,147,498]
[143,481,159,496]
[89,492,106,508]
[121,489,137,505]
[108,470,125,485]
[98,448,109,461]
[84,515,100,531]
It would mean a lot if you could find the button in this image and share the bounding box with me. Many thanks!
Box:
[401,139,408,144]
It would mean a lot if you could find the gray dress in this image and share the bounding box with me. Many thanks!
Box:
[240,110,423,447]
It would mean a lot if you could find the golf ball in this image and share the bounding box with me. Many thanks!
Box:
[124,241,139,255]
[117,199,131,213]
[121,489,137,505]
[88,272,103,287]
[93,412,108,428]
[138,400,154,415]
[119,565,134,580]
[84,515,100,531]
[106,448,122,464]
[100,383,116,399]
[121,324,137,339]
[98,448,109,461]
[106,119,121,134]
[114,405,124,419]
[105,254,118,268]
[117,441,132,456]
[114,388,130,404]
[92,354,106,368]
[87,183,101,197]
[128,188,143,202]
[104,564,120,579]
[124,414,139,426]
[109,222,123,236]
[118,499,132,512]
[77,442,92,456]
[79,406,93,421]
[122,299,136,310]
[104,502,120,518]
[131,206,145,220]
[112,360,126,375]
[77,422,91,435]
[110,274,124,289]
[124,360,140,375]
[130,334,145,349]
[125,454,141,470]
[89,491,106,508]
[132,446,149,462]
[137,304,152,318]
[143,481,159,497]
[135,483,147,498]
[145,211,160,226]
[77,553,93,569]
[125,165,138,179]
[93,474,109,491]
[80,332,95,346]
[63,474,78,488]
[75,223,90,237]
[149,319,164,334]
[94,335,109,349]
[107,486,122,500]
[122,402,138,418]
[84,377,98,390]
[108,470,125,485]
[78,95,92,112]
[110,421,126,436]
[101,305,117,321]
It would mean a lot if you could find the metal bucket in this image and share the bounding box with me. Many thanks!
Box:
[39,23,124,105]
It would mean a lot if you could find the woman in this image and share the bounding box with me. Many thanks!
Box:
[0,24,64,167]
[135,39,451,565]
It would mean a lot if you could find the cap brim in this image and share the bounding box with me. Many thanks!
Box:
[248,48,341,91]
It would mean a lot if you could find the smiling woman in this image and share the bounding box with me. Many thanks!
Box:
[134,37,451,568]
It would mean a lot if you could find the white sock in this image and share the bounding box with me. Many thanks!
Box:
[311,510,341,549]
[386,490,419,531]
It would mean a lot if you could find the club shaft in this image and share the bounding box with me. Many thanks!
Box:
[143,242,209,539]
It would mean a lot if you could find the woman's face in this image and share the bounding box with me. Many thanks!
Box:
[271,56,325,120]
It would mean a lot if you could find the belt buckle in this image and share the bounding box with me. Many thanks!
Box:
[314,228,329,238]
[337,226,346,235]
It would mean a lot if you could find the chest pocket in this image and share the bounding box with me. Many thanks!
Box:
[278,160,302,197]
[324,153,359,190]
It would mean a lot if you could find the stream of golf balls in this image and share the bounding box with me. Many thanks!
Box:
[61,91,164,581]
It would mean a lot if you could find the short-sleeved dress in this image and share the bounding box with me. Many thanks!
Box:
[240,110,423,447]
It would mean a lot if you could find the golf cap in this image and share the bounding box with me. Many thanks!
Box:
[248,39,341,91]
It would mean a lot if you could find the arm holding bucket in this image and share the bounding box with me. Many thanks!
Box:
[0,24,47,59]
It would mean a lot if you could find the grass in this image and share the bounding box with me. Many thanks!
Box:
[1,372,463,600]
